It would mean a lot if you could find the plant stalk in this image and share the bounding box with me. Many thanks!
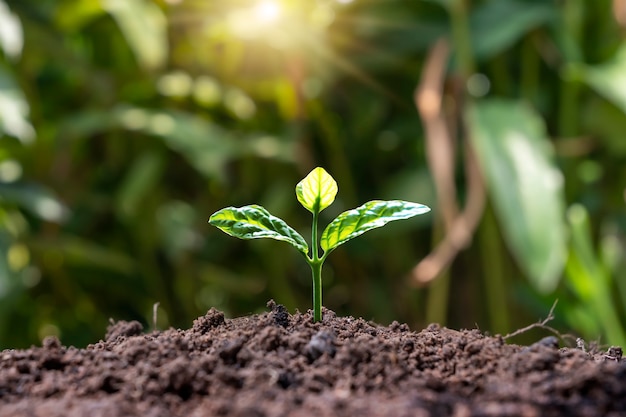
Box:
[311,209,322,321]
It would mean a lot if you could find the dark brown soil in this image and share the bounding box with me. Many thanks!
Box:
[1,301,625,417]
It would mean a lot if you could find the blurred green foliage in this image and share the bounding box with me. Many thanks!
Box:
[1,0,625,348]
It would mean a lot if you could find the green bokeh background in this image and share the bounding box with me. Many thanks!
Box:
[1,0,625,349]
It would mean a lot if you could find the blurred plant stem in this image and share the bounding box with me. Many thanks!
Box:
[449,0,475,76]
[520,32,540,103]
[479,206,510,335]
[557,0,584,137]
[425,220,450,325]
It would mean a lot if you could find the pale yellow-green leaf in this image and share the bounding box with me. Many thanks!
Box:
[295,167,338,214]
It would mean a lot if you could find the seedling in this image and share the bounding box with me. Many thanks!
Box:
[209,167,430,321]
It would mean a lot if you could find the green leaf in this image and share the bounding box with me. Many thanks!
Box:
[470,0,556,61]
[320,200,430,254]
[0,0,23,59]
[579,42,626,115]
[209,205,308,254]
[0,64,34,143]
[0,182,68,222]
[0,230,16,298]
[116,150,165,220]
[466,99,567,293]
[28,236,137,276]
[59,106,297,183]
[296,167,338,214]
[101,0,167,70]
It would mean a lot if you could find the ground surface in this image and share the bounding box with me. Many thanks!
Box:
[1,301,625,417]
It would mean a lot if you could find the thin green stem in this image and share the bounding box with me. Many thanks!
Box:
[310,209,323,321]
[312,210,320,262]
[311,260,323,322]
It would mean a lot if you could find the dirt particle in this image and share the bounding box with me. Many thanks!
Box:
[104,320,143,342]
[426,323,441,332]
[192,308,225,333]
[218,338,244,364]
[604,346,623,362]
[276,371,296,389]
[42,336,62,350]
[100,374,123,394]
[390,321,410,332]
[266,300,289,328]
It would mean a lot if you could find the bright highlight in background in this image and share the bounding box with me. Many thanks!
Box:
[255,1,282,24]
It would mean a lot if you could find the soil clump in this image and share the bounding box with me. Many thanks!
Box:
[1,301,624,416]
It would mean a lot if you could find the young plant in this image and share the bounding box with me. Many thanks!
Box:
[209,167,430,321]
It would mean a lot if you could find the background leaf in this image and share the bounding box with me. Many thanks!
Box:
[579,42,626,115]
[0,182,68,222]
[0,65,34,142]
[101,0,167,70]
[467,99,567,293]
[470,0,556,61]
[0,0,23,59]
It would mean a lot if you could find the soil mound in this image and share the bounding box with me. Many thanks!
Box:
[1,301,624,416]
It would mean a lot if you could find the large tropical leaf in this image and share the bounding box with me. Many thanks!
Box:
[209,205,308,255]
[320,200,430,255]
[467,99,567,293]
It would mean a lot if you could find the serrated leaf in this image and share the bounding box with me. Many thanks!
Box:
[296,167,338,214]
[320,200,430,254]
[209,205,308,254]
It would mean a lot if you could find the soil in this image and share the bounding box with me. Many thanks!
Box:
[1,301,625,417]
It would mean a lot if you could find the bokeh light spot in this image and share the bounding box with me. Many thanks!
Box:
[157,71,193,97]
[0,159,22,182]
[150,113,176,135]
[7,243,29,271]
[193,76,222,106]
[255,1,282,24]
[225,88,257,119]
[467,73,490,97]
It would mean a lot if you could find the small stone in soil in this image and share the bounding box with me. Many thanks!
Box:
[521,336,559,352]
[305,330,336,361]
